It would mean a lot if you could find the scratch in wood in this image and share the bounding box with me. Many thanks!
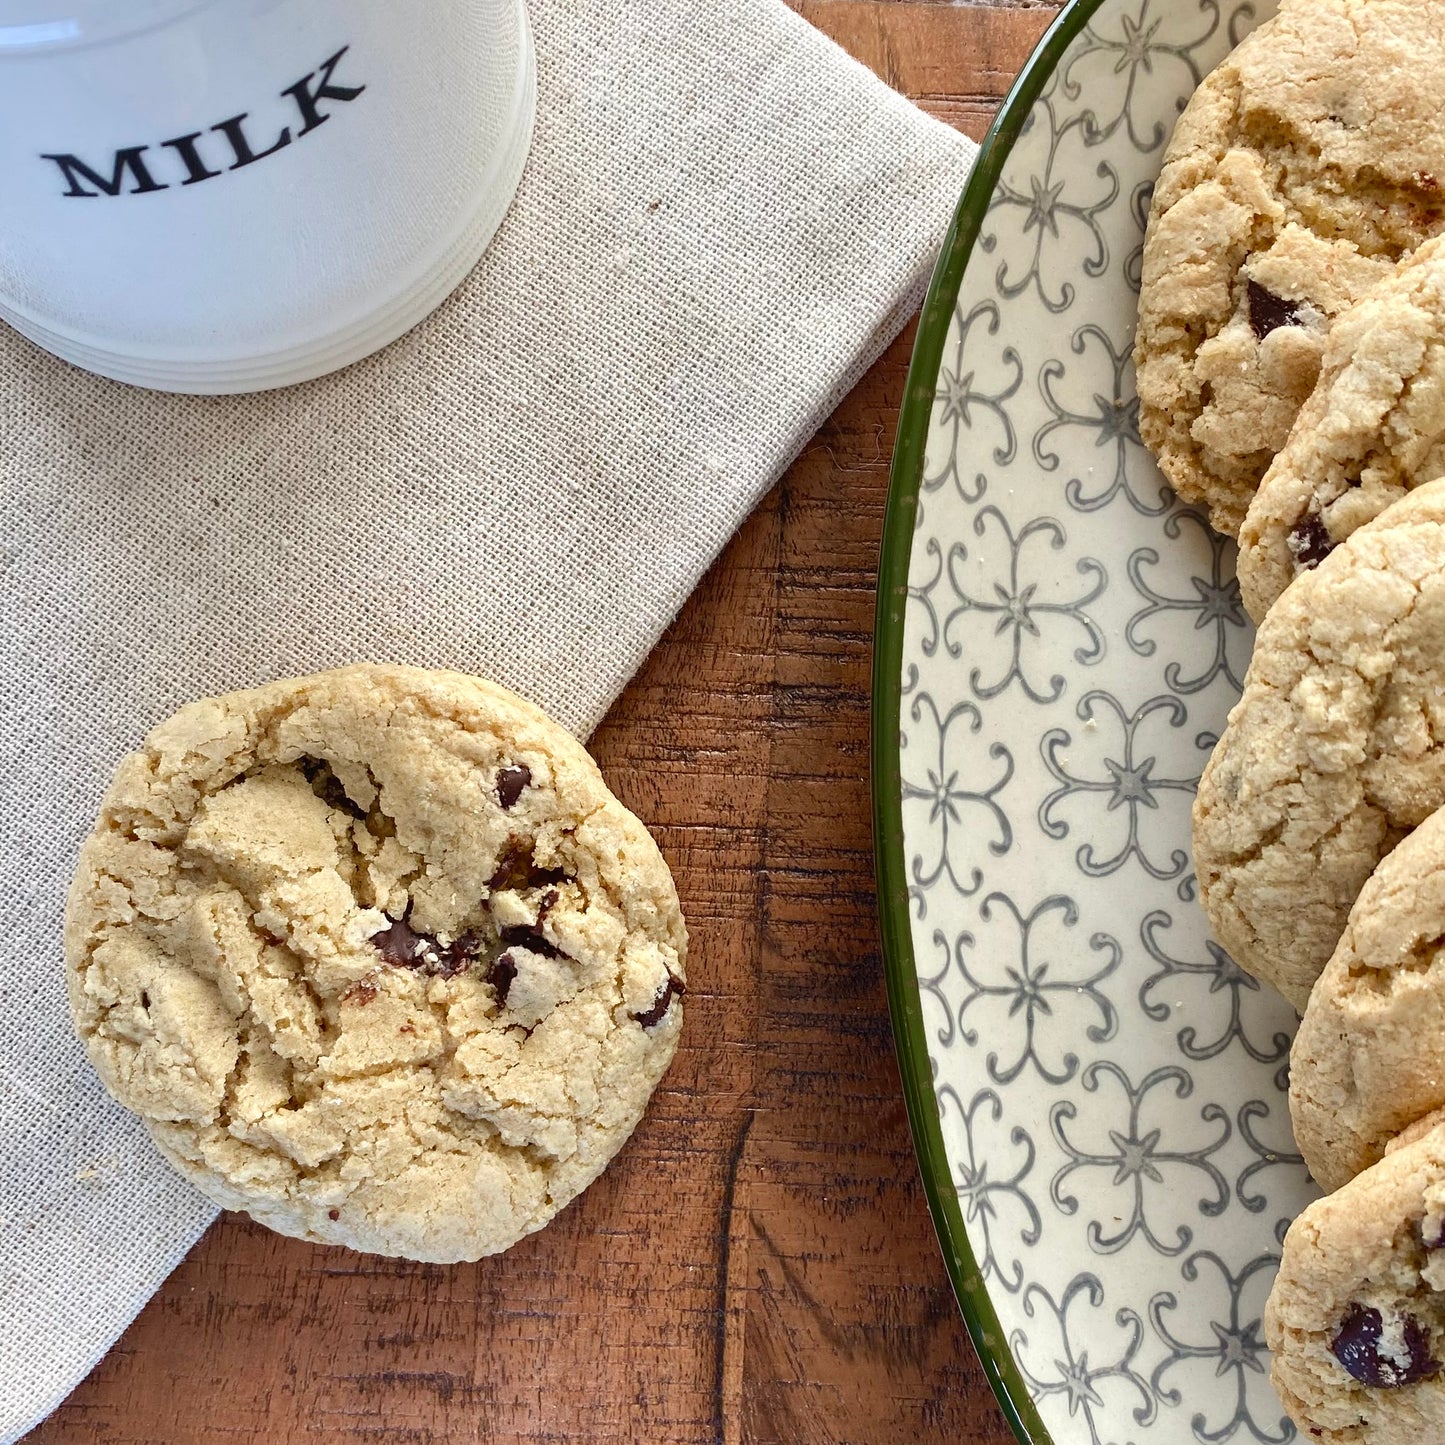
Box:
[713,1106,756,1445]
[333,1369,467,1402]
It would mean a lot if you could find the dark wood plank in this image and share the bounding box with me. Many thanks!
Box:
[30,5,1060,1441]
[794,1,1058,137]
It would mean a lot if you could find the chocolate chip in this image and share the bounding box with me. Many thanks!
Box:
[1332,1304,1439,1387]
[496,764,531,810]
[436,932,482,980]
[300,757,365,819]
[488,951,518,1007]
[498,924,567,961]
[633,973,685,1029]
[1247,279,1302,339]
[370,913,480,978]
[327,1208,340,1221]
[536,887,560,923]
[139,990,151,1010]
[1288,512,1335,570]
[488,837,568,893]
[372,914,429,968]
[489,842,528,892]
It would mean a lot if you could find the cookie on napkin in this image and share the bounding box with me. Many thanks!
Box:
[65,664,687,1262]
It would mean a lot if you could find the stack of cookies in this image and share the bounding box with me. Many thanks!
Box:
[1136,0,1445,1438]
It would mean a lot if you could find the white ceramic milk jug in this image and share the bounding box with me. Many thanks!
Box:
[0,0,535,393]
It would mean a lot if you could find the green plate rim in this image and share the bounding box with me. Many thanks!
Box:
[871,1,1111,1441]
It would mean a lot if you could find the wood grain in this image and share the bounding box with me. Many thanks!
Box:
[30,5,1060,1441]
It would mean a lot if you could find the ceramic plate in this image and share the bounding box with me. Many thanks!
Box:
[873,1,1322,1441]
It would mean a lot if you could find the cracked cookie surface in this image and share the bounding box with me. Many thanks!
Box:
[1194,480,1445,1011]
[1240,237,1445,622]
[65,664,687,1262]
[1267,1121,1445,1444]
[1134,0,1445,536]
[1291,805,1445,1193]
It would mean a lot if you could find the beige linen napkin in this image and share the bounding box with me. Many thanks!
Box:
[0,0,975,1436]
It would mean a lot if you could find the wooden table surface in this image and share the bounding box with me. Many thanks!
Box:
[34,4,1062,1441]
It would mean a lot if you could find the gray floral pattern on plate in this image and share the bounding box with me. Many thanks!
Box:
[897,0,1318,1440]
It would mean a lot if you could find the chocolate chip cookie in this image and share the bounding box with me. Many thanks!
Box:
[1239,237,1445,622]
[1194,480,1445,1012]
[1135,0,1445,536]
[1291,805,1445,1193]
[1267,1120,1445,1444]
[65,664,687,1262]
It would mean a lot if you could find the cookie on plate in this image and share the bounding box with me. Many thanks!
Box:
[1266,1121,1445,1445]
[1194,479,1445,1012]
[65,664,687,1262]
[1239,237,1445,622]
[1134,0,1445,537]
[1291,805,1445,1193]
